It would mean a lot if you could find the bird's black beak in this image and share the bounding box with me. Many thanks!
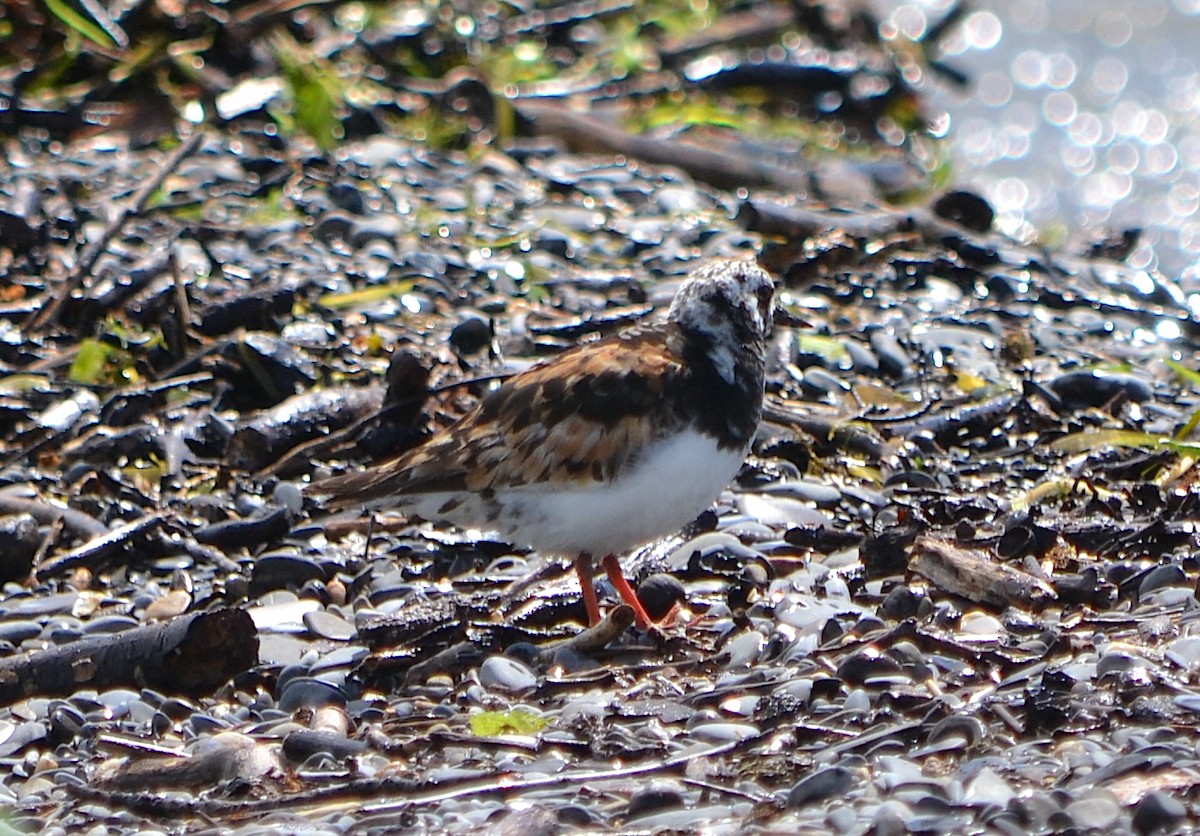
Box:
[772,306,810,329]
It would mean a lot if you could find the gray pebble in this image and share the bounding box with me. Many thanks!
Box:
[303,610,356,642]
[786,765,855,808]
[1139,564,1187,596]
[278,677,348,712]
[349,215,405,246]
[869,801,912,836]
[1132,790,1187,835]
[1065,793,1120,828]
[1049,369,1152,408]
[627,784,685,818]
[868,327,914,379]
[273,481,305,514]
[479,656,537,693]
[842,339,879,371]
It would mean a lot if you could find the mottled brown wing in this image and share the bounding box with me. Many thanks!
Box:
[314,328,688,508]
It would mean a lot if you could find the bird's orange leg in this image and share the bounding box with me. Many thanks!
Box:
[574,552,602,626]
[602,554,653,630]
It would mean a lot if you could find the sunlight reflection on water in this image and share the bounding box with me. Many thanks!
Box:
[877,0,1200,282]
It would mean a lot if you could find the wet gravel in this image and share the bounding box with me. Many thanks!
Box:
[3,123,1200,833]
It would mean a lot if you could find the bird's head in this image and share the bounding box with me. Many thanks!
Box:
[668,258,775,347]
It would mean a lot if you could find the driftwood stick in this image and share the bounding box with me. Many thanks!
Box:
[910,536,1057,609]
[0,608,258,703]
[33,512,167,580]
[537,603,635,659]
[515,101,811,194]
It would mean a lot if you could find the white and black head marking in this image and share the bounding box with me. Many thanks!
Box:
[668,259,774,384]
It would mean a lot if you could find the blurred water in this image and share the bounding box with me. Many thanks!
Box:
[878,0,1200,282]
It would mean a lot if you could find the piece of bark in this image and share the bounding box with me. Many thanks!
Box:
[193,505,292,552]
[227,385,385,471]
[882,393,1019,445]
[738,197,911,241]
[909,536,1056,609]
[0,609,258,704]
[400,641,485,687]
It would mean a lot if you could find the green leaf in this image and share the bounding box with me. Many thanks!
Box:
[1163,439,1200,457]
[288,67,340,151]
[1049,429,1200,458]
[0,374,51,394]
[272,31,342,150]
[1176,406,1200,441]
[795,334,848,363]
[43,0,116,48]
[1009,477,1081,513]
[1165,358,1200,389]
[1049,429,1162,454]
[524,282,551,304]
[68,339,112,384]
[317,280,415,310]
[469,709,547,737]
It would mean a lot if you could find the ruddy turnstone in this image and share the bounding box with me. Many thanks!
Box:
[314,258,774,629]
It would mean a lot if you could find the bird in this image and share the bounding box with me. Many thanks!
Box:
[312,258,775,629]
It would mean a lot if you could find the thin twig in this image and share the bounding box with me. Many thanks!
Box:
[360,734,758,814]
[69,734,766,820]
[28,517,65,576]
[853,395,938,424]
[230,0,337,25]
[681,776,773,805]
[32,130,206,329]
[170,248,193,353]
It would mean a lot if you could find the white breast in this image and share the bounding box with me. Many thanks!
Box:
[490,429,748,557]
